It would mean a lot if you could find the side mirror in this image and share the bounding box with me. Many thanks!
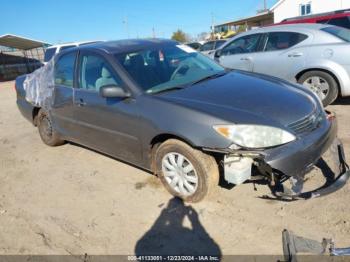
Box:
[214,49,222,58]
[99,85,130,98]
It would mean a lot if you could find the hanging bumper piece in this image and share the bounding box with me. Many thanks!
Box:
[269,138,350,201]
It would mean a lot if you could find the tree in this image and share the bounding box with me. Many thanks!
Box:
[236,24,248,33]
[171,29,188,43]
[197,32,209,41]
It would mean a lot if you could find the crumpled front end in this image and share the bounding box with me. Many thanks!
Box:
[215,111,349,200]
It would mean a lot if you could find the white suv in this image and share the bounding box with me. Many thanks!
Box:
[43,41,101,63]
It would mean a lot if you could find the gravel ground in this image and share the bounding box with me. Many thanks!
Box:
[0,80,349,256]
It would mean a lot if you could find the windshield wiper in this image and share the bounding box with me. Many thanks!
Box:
[149,86,186,95]
[191,71,227,85]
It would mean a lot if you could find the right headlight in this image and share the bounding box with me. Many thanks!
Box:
[213,124,296,149]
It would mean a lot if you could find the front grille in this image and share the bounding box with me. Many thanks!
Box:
[287,110,324,135]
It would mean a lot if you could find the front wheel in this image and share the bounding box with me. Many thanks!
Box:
[155,139,219,203]
[37,110,65,146]
[298,70,339,107]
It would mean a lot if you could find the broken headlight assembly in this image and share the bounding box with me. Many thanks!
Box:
[213,124,296,149]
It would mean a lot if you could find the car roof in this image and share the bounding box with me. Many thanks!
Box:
[78,38,178,54]
[261,23,331,32]
[47,41,101,49]
[233,23,336,38]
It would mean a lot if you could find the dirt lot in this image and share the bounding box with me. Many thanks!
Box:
[0,80,350,256]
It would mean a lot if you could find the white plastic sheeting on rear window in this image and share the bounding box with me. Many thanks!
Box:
[23,58,55,109]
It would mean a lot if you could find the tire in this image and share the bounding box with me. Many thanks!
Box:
[37,109,65,146]
[155,139,219,203]
[298,70,339,107]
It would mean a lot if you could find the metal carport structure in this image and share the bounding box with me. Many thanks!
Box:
[0,34,50,81]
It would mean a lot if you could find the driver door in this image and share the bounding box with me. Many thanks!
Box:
[73,51,142,162]
[216,33,263,72]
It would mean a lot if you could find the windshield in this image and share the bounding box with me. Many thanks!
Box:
[114,44,225,94]
[322,26,350,42]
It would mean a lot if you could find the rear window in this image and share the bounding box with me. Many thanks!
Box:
[201,42,215,51]
[318,17,350,29]
[186,42,201,50]
[321,26,350,42]
[44,48,56,62]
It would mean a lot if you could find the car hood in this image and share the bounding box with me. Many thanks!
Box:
[156,71,318,127]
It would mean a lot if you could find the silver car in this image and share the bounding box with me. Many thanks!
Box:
[213,24,350,106]
[200,39,226,56]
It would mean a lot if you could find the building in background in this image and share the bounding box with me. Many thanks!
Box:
[0,34,49,81]
[271,0,350,23]
[213,0,350,38]
[213,10,274,38]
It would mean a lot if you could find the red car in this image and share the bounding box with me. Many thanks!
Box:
[276,8,350,29]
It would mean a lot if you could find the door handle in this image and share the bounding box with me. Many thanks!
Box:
[77,98,86,107]
[240,57,251,61]
[288,52,303,57]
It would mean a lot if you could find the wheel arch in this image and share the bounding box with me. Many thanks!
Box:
[295,68,342,96]
[149,133,197,173]
[32,107,41,126]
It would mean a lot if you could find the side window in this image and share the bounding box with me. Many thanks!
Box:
[300,3,311,16]
[44,48,57,62]
[215,40,226,49]
[54,52,76,87]
[79,54,122,92]
[221,34,261,56]
[264,32,308,52]
[201,42,215,51]
[59,45,77,52]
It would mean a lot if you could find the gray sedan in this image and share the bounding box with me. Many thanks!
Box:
[213,24,350,106]
[15,39,349,202]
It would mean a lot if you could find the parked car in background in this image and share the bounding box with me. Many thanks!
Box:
[185,42,202,51]
[15,39,348,202]
[277,8,350,30]
[200,40,226,56]
[214,24,350,106]
[43,41,101,63]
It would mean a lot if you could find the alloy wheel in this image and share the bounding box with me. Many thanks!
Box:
[303,76,330,101]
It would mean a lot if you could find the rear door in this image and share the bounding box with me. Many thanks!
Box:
[216,33,263,71]
[50,51,78,138]
[72,50,142,162]
[251,32,309,80]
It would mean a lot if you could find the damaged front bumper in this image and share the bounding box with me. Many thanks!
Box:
[275,138,350,200]
[206,112,350,199]
[282,229,350,260]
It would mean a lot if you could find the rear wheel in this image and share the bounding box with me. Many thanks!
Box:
[155,139,219,202]
[37,110,65,146]
[298,70,338,106]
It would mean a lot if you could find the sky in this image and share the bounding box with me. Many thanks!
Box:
[0,0,277,44]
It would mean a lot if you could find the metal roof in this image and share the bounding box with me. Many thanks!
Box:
[0,34,50,50]
[214,11,273,27]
